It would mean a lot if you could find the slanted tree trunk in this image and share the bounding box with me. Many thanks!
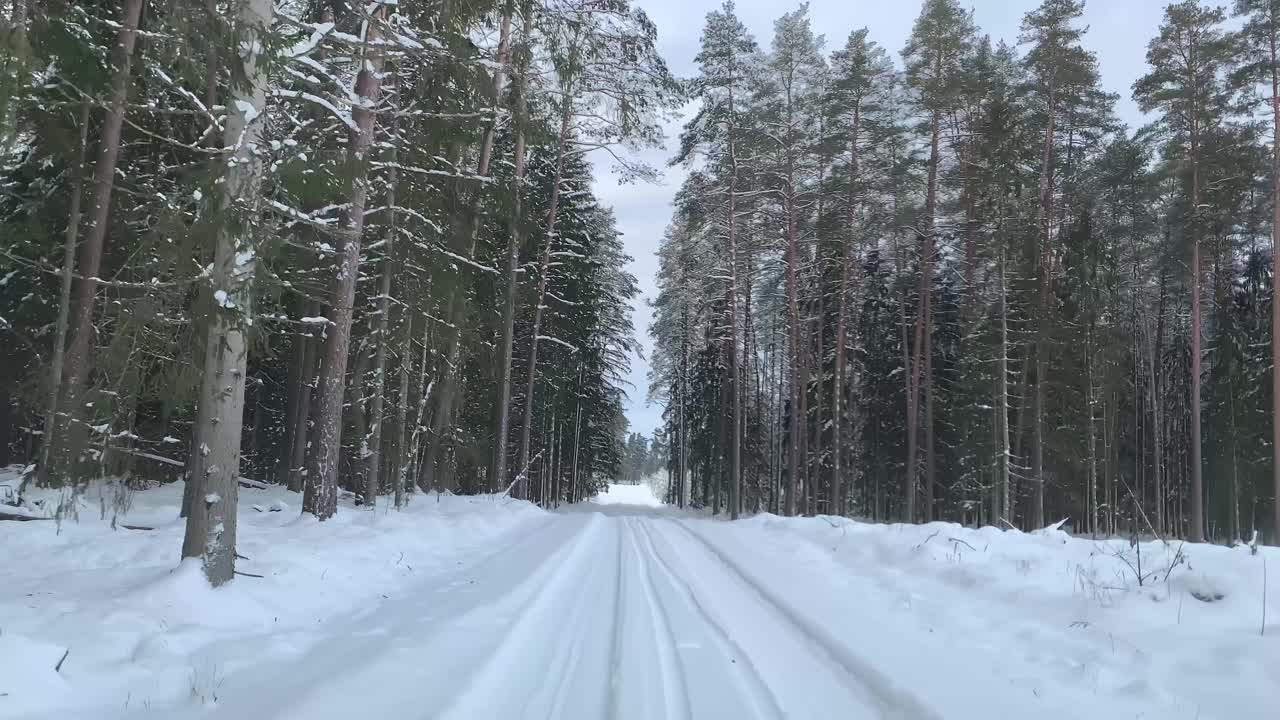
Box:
[491,4,533,492]
[425,4,513,482]
[46,0,144,486]
[304,5,387,520]
[35,102,90,489]
[180,0,271,586]
[515,48,578,498]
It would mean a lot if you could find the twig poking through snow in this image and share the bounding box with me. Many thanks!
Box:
[55,648,69,673]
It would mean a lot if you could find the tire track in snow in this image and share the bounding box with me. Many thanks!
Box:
[433,513,610,720]
[603,517,627,719]
[632,517,785,720]
[667,519,944,720]
[540,517,616,719]
[620,517,691,720]
[193,512,588,720]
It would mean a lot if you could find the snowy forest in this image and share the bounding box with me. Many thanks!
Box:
[0,0,681,584]
[2,1,1279,717]
[3,0,1280,595]
[650,0,1280,545]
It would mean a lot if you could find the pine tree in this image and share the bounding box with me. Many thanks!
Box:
[1134,0,1236,541]
[901,0,976,522]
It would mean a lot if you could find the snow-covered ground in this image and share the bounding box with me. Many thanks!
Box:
[2,478,1276,719]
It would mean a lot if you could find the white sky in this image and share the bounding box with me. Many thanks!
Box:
[591,0,1169,438]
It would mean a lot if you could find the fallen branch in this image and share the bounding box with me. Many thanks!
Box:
[233,570,264,578]
[949,537,977,552]
[121,524,155,531]
[55,649,69,673]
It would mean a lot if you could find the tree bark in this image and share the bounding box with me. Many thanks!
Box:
[726,62,743,520]
[304,4,387,520]
[48,0,144,485]
[36,102,90,489]
[362,98,399,509]
[425,3,513,478]
[1032,85,1056,531]
[831,102,859,518]
[1270,5,1280,545]
[180,0,272,586]
[515,49,578,498]
[491,3,533,492]
[1189,102,1205,542]
[393,311,414,508]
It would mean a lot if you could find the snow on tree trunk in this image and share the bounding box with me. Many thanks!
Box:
[180,0,273,587]
[304,4,387,521]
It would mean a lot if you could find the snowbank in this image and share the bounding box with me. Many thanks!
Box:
[720,513,1280,718]
[0,481,546,718]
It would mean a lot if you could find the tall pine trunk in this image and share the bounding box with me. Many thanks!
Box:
[362,97,399,509]
[831,104,860,518]
[1032,86,1056,531]
[180,0,272,586]
[1270,8,1280,545]
[726,71,743,520]
[1189,111,1205,542]
[46,0,144,485]
[491,4,533,491]
[35,102,89,489]
[515,55,577,497]
[425,4,513,480]
[304,5,387,520]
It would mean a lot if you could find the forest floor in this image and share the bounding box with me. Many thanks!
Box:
[1,472,1277,719]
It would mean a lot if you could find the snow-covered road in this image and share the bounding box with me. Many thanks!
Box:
[198,508,918,720]
[5,480,1276,719]
[154,484,1177,720]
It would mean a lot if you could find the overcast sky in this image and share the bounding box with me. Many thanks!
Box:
[591,0,1171,439]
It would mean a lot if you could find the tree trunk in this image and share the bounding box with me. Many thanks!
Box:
[998,243,1012,525]
[1270,10,1280,545]
[35,101,90,489]
[1189,113,1205,542]
[180,0,271,586]
[426,4,513,474]
[362,102,399,509]
[304,5,387,520]
[393,311,414,508]
[907,110,941,523]
[289,307,319,493]
[48,0,144,485]
[726,70,743,520]
[491,6,533,491]
[832,103,860,518]
[1032,86,1056,531]
[515,60,577,498]
[784,105,804,518]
